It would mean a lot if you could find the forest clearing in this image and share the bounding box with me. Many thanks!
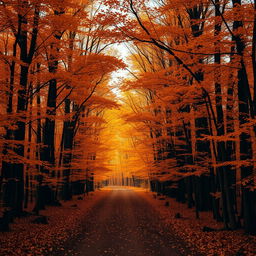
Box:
[0,0,256,255]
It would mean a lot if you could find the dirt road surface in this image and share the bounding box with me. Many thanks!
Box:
[52,188,199,256]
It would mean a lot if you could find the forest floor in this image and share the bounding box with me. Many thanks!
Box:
[0,191,110,256]
[0,188,256,256]
[143,191,256,256]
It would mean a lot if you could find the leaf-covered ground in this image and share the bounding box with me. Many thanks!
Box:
[1,189,256,256]
[0,191,110,256]
[142,191,256,256]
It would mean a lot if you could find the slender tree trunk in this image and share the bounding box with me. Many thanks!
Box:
[214,0,237,230]
[24,82,33,209]
[62,99,75,200]
[232,0,256,234]
[61,31,76,200]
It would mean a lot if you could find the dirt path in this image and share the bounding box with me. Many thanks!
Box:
[52,188,200,256]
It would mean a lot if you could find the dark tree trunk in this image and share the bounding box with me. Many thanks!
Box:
[232,0,256,234]
[40,10,63,205]
[61,99,75,200]
[4,6,31,215]
[214,0,237,230]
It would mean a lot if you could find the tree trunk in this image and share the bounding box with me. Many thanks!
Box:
[232,0,256,234]
[214,0,237,230]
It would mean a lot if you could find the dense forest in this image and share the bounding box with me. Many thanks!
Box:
[1,0,256,243]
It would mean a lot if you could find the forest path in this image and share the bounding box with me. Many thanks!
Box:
[53,188,196,256]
